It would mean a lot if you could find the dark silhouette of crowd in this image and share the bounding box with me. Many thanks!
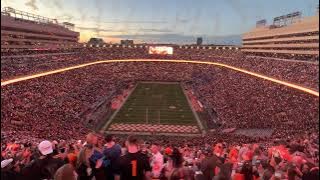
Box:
[1,133,319,180]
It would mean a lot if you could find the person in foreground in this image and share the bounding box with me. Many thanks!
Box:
[114,135,152,180]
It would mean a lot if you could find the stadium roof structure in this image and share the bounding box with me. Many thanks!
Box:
[1,7,74,30]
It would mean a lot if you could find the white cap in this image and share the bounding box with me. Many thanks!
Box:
[38,140,53,155]
[1,158,13,168]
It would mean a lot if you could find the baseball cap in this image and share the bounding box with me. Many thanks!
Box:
[38,140,53,155]
[1,158,13,168]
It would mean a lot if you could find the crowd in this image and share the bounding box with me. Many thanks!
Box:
[1,132,319,180]
[1,47,319,179]
[1,47,318,90]
[1,61,318,141]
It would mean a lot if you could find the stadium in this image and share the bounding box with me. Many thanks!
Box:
[1,2,319,180]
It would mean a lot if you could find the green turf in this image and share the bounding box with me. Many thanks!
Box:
[110,82,197,125]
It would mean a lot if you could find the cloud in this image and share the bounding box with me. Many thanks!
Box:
[52,0,62,9]
[76,26,173,34]
[55,14,75,22]
[108,33,242,45]
[176,18,189,23]
[94,20,168,24]
[76,26,114,32]
[25,0,38,10]
[225,0,249,23]
[2,0,10,6]
[138,28,173,33]
[94,0,103,36]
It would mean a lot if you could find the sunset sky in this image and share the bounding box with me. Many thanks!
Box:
[1,0,318,43]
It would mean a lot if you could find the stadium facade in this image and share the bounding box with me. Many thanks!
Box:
[1,7,80,51]
[242,11,319,59]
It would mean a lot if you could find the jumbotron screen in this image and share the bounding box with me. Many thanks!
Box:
[148,46,173,55]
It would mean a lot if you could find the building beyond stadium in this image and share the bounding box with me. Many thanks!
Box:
[1,7,80,51]
[242,10,319,59]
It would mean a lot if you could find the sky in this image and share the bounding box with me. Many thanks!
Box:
[1,0,319,44]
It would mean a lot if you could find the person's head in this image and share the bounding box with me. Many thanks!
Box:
[76,145,93,168]
[38,140,53,156]
[1,158,13,170]
[67,153,77,167]
[254,146,262,156]
[278,140,287,147]
[86,133,98,146]
[105,134,114,144]
[214,143,223,155]
[125,135,140,152]
[54,164,77,180]
[151,143,160,154]
[170,148,183,168]
[308,167,319,180]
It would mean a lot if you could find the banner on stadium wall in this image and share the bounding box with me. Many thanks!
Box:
[148,46,173,55]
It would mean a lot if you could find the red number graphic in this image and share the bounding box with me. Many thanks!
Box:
[131,160,137,176]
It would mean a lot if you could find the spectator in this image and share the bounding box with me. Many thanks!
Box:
[150,142,164,179]
[21,140,64,180]
[114,135,152,180]
[103,134,121,180]
[200,144,223,180]
[166,148,194,180]
[76,144,94,180]
[1,158,21,180]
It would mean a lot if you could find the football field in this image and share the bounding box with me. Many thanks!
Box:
[104,82,201,135]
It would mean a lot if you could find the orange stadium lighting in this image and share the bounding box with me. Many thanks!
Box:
[1,59,319,97]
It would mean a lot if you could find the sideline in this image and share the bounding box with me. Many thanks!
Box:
[1,59,319,97]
